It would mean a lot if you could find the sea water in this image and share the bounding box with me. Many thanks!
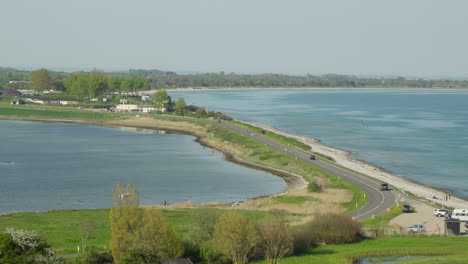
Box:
[172,89,468,199]
[0,121,286,214]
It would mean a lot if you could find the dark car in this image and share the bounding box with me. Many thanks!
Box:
[380,183,389,191]
[402,204,412,213]
[310,155,316,160]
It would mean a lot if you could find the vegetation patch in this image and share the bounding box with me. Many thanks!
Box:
[273,196,319,205]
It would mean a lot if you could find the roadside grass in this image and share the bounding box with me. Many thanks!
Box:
[252,236,468,264]
[0,105,127,121]
[272,196,319,204]
[227,120,311,151]
[359,206,403,229]
[0,208,299,254]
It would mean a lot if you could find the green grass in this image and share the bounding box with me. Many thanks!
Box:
[272,196,320,204]
[359,206,403,229]
[227,120,311,151]
[0,208,301,254]
[0,105,128,121]
[252,236,468,264]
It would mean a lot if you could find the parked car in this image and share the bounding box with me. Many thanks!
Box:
[464,222,468,229]
[407,224,426,233]
[402,204,412,213]
[380,183,389,191]
[310,155,316,160]
[434,209,449,217]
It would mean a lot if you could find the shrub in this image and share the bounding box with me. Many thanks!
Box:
[307,181,323,193]
[306,214,361,244]
[292,226,314,255]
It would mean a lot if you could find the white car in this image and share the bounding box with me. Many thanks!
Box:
[407,224,426,233]
[434,209,449,217]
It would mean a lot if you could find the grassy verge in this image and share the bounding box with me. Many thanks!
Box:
[359,206,403,229]
[0,208,302,254]
[252,236,468,264]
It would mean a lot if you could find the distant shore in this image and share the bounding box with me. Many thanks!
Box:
[143,87,468,94]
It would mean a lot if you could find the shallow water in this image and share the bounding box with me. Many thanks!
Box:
[0,121,286,214]
[172,89,468,199]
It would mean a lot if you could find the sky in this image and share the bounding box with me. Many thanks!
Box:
[1,0,467,77]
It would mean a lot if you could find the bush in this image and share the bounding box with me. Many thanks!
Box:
[120,248,159,264]
[306,214,361,244]
[307,181,323,193]
[292,226,314,255]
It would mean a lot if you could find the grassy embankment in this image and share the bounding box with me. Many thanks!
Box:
[252,236,468,264]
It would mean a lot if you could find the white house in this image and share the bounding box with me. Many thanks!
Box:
[141,95,152,102]
[139,105,156,113]
[116,104,139,112]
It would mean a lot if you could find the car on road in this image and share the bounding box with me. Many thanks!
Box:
[407,224,426,233]
[434,209,449,217]
[380,183,389,191]
[402,204,412,213]
[310,155,316,160]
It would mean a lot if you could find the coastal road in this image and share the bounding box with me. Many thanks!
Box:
[219,122,397,220]
[157,116,397,220]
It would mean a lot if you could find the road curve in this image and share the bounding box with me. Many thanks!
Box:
[158,116,396,220]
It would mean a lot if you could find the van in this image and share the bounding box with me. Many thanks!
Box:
[451,209,468,221]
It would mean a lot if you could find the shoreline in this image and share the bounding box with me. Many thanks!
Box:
[144,87,468,94]
[240,120,468,209]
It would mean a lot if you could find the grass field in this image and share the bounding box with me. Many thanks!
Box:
[252,236,468,264]
[0,208,301,254]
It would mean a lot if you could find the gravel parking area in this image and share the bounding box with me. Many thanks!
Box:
[390,199,468,235]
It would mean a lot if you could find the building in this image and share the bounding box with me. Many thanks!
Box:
[141,95,152,101]
[139,105,156,113]
[116,104,139,112]
[59,99,81,105]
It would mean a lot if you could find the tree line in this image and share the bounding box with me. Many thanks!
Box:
[3,67,467,95]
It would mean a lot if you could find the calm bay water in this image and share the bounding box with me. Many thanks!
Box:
[172,89,468,199]
[0,121,286,215]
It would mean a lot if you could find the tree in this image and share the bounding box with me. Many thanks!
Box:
[110,183,141,263]
[30,68,52,93]
[213,212,259,264]
[174,97,186,115]
[136,209,183,258]
[153,90,172,111]
[0,230,48,264]
[258,215,293,264]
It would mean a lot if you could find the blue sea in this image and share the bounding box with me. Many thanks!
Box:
[0,121,286,214]
[172,89,468,199]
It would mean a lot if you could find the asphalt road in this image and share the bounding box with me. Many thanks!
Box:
[219,122,397,220]
[158,116,397,220]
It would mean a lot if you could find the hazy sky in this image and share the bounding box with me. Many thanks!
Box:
[1,0,467,77]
